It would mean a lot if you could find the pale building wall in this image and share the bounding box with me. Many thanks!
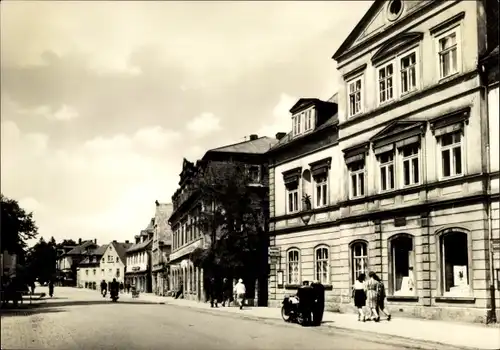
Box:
[100,244,126,283]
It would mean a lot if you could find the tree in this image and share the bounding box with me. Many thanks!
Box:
[194,161,268,280]
[1,194,39,259]
[26,237,58,284]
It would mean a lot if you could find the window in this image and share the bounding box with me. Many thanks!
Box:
[93,269,96,276]
[378,63,394,104]
[287,249,300,284]
[440,131,463,178]
[101,269,104,276]
[390,236,416,296]
[293,115,301,136]
[401,145,420,186]
[85,270,89,276]
[400,51,417,94]
[348,78,363,116]
[116,269,120,277]
[440,231,469,296]
[107,255,113,263]
[351,241,368,284]
[315,175,328,207]
[349,161,365,198]
[437,29,460,79]
[314,246,329,284]
[304,110,313,131]
[379,152,395,192]
[287,188,299,213]
[108,269,112,274]
[115,257,119,263]
[248,165,261,183]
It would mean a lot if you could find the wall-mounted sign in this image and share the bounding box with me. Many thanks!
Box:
[394,217,406,227]
[492,238,500,251]
[268,247,280,257]
[277,270,284,288]
[132,266,140,271]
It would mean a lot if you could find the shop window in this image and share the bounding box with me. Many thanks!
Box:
[440,231,470,296]
[351,241,368,284]
[390,235,416,295]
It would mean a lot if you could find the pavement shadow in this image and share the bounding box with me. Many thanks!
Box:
[0,306,66,318]
[38,299,161,308]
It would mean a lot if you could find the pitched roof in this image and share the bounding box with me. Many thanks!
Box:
[111,241,133,263]
[93,244,109,256]
[206,136,278,155]
[126,238,152,254]
[66,240,96,255]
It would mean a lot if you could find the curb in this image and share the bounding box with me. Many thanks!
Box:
[163,302,488,350]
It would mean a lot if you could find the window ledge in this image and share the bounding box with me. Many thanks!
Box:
[285,284,301,290]
[387,295,419,302]
[435,296,476,304]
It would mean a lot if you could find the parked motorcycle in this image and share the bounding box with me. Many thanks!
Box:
[281,295,310,326]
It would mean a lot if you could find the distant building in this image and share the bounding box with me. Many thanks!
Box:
[168,134,278,305]
[100,240,132,285]
[125,221,154,293]
[151,201,173,296]
[77,244,108,289]
[58,239,98,286]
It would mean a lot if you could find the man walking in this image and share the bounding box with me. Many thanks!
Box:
[100,279,107,297]
[234,278,246,310]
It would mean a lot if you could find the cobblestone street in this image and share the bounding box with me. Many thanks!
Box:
[1,287,483,350]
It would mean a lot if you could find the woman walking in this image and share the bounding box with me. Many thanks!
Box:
[366,271,380,322]
[352,273,367,322]
[373,274,391,321]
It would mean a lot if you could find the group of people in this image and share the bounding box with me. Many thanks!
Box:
[100,279,122,297]
[1,277,55,308]
[207,277,247,310]
[352,271,391,322]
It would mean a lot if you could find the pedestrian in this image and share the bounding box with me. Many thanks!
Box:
[310,280,325,326]
[209,277,218,307]
[366,271,380,322]
[373,274,391,321]
[352,273,366,322]
[221,277,233,307]
[48,280,54,298]
[119,282,124,292]
[233,278,246,310]
[100,279,108,297]
[126,282,131,293]
[30,280,36,295]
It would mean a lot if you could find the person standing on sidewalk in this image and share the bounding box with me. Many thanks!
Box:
[373,274,391,321]
[233,278,246,310]
[221,277,233,307]
[100,280,108,297]
[48,280,55,298]
[366,271,380,322]
[352,273,367,322]
[208,277,218,307]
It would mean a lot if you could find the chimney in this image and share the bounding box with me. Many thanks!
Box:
[113,240,117,243]
[135,236,140,244]
[125,240,129,244]
[78,238,82,244]
[94,238,97,244]
[249,134,258,141]
[155,200,160,206]
[275,132,286,140]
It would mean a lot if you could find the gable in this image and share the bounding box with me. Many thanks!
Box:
[289,99,319,114]
[333,0,428,60]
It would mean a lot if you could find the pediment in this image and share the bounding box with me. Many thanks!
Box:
[371,32,423,64]
[333,0,427,61]
[370,120,425,142]
[289,98,320,115]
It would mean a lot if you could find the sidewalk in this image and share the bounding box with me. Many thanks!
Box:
[162,296,500,350]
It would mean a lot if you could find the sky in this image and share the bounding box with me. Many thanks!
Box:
[1,0,372,246]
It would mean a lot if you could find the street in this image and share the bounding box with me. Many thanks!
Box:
[1,287,469,350]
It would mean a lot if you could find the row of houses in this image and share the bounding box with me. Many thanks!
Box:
[165,0,500,323]
[56,202,173,294]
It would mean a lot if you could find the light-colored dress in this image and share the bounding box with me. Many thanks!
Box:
[366,277,378,309]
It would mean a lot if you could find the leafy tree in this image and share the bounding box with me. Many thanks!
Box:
[0,194,39,260]
[26,237,58,284]
[193,161,269,281]
[57,239,77,247]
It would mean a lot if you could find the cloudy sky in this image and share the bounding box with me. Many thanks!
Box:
[1,1,372,245]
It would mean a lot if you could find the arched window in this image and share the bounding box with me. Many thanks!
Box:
[287,249,301,284]
[439,230,470,296]
[314,246,329,284]
[389,235,415,296]
[351,241,368,284]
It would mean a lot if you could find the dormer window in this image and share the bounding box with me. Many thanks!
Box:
[304,109,313,132]
[293,115,301,136]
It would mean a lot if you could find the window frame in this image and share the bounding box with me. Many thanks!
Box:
[377,60,395,105]
[435,25,462,80]
[350,241,369,285]
[400,144,421,187]
[314,245,330,284]
[287,248,301,285]
[388,234,416,296]
[399,48,419,95]
[314,174,328,208]
[378,151,395,193]
[286,187,300,214]
[348,161,366,199]
[304,109,314,132]
[347,75,364,117]
[438,130,464,180]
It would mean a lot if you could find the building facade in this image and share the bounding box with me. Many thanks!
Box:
[169,135,278,304]
[99,241,131,285]
[60,239,97,287]
[77,244,107,289]
[125,224,153,293]
[268,0,499,323]
[151,201,173,296]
